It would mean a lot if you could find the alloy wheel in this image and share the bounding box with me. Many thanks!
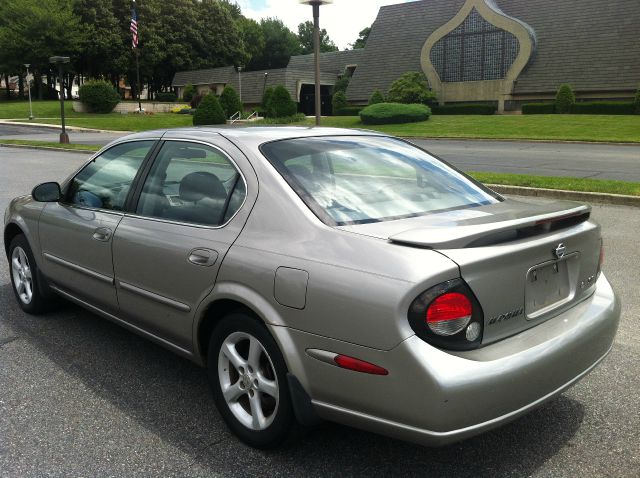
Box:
[217,331,279,431]
[11,246,33,305]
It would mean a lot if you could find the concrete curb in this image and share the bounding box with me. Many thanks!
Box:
[0,120,129,134]
[487,184,640,207]
[0,143,96,154]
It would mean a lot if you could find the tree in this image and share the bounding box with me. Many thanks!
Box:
[219,85,242,118]
[238,17,265,68]
[332,91,347,114]
[193,93,226,125]
[387,72,437,105]
[262,86,275,116]
[182,83,195,102]
[0,0,86,99]
[369,90,385,105]
[555,84,575,114]
[248,18,300,70]
[297,21,338,55]
[350,27,371,49]
[333,76,350,94]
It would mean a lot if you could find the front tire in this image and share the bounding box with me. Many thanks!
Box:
[207,313,294,448]
[9,234,50,314]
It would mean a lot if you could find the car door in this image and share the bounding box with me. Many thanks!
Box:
[38,140,158,314]
[112,136,258,351]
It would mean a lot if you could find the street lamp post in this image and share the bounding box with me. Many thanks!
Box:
[24,64,33,120]
[299,0,333,126]
[237,65,243,104]
[49,56,70,144]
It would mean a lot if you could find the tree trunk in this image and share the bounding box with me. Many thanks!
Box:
[4,74,10,100]
[66,73,73,99]
[18,74,24,99]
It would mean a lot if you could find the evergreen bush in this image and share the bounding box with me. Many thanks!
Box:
[219,86,243,118]
[155,92,177,102]
[570,102,635,115]
[634,86,640,114]
[368,90,385,105]
[78,79,120,113]
[182,83,195,102]
[359,103,431,125]
[192,93,226,125]
[268,85,297,118]
[387,72,437,105]
[555,84,576,114]
[431,104,496,115]
[332,91,347,114]
[261,86,275,117]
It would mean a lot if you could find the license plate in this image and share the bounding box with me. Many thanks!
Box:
[525,257,573,319]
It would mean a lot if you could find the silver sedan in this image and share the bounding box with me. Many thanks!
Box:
[4,127,620,448]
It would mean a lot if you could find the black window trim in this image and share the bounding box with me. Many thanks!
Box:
[123,138,249,230]
[59,138,162,215]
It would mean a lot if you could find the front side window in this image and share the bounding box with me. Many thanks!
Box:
[66,141,155,211]
[136,142,245,226]
[260,136,500,225]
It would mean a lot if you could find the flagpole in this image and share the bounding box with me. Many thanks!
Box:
[135,48,141,111]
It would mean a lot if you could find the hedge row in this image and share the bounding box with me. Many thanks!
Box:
[523,101,637,115]
[522,103,556,114]
[334,106,363,116]
[431,104,496,115]
[359,103,431,125]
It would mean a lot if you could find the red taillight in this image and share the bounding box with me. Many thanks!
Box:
[334,354,388,375]
[426,292,472,336]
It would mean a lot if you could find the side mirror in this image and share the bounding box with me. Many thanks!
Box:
[32,182,62,202]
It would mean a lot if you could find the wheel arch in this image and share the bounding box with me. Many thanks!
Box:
[4,222,25,259]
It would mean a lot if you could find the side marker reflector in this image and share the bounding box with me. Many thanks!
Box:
[334,354,388,375]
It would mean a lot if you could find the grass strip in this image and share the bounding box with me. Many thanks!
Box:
[469,172,640,196]
[0,139,100,152]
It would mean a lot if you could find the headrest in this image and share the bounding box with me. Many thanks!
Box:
[179,171,226,202]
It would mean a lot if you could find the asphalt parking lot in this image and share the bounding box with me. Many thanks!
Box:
[0,147,639,477]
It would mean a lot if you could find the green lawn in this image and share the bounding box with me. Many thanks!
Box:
[0,139,100,152]
[1,101,639,142]
[470,172,640,196]
[295,115,640,143]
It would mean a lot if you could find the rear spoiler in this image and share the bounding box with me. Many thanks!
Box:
[389,205,591,249]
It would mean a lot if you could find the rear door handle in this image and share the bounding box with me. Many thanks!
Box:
[188,248,218,267]
[92,227,112,242]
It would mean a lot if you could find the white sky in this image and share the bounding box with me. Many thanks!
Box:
[235,0,412,50]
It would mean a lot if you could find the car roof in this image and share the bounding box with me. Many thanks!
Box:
[121,126,385,144]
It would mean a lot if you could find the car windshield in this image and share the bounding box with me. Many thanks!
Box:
[260,135,501,225]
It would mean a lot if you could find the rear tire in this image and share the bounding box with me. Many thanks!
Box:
[9,234,51,314]
[207,313,294,449]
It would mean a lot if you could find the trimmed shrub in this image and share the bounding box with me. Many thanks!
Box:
[190,93,204,109]
[368,90,385,105]
[182,83,195,102]
[522,103,556,114]
[332,91,347,114]
[387,72,437,105]
[268,85,297,118]
[334,106,363,116]
[192,93,226,125]
[634,87,640,114]
[431,104,496,115]
[261,86,275,117]
[555,84,575,114]
[78,79,120,113]
[155,91,177,102]
[570,102,635,115]
[259,113,306,124]
[219,85,243,118]
[177,108,195,115]
[359,102,431,125]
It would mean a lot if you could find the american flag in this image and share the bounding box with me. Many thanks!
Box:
[130,3,139,48]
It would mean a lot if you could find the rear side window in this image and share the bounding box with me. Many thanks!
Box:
[136,141,245,226]
[260,136,500,225]
[66,141,154,211]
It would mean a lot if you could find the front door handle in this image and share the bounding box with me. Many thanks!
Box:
[92,227,112,242]
[188,248,218,267]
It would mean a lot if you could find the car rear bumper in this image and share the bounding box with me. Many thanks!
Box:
[275,273,620,446]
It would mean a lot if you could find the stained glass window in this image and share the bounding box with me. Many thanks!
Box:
[430,8,519,82]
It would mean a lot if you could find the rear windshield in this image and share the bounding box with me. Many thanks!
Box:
[260,135,501,225]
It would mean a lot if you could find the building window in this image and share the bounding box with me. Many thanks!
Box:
[430,8,519,82]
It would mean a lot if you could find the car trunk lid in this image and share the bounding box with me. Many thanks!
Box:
[339,199,602,344]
